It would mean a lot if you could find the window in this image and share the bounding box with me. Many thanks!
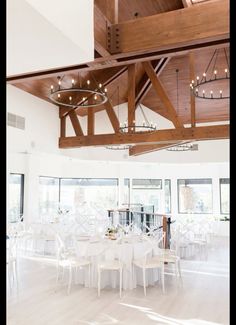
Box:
[220,178,229,214]
[39,177,60,217]
[60,178,118,216]
[123,178,130,205]
[164,179,171,213]
[8,173,24,222]
[131,179,162,213]
[178,179,213,214]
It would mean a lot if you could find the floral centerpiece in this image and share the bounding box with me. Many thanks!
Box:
[105,226,118,239]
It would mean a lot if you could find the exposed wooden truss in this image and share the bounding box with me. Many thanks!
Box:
[7,0,229,156]
[59,125,229,148]
[6,0,229,83]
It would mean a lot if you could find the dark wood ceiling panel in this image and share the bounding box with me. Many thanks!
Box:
[141,47,229,124]
[118,0,183,22]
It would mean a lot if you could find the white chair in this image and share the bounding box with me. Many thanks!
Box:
[55,234,91,295]
[133,237,165,296]
[154,231,182,283]
[7,236,18,292]
[97,239,123,298]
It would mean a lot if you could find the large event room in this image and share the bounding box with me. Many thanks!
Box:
[6,0,229,324]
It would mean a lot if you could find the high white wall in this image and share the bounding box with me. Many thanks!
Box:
[7,0,94,75]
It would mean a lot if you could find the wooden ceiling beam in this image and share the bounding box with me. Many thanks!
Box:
[104,100,120,132]
[129,142,185,156]
[142,61,183,128]
[59,108,66,138]
[87,107,95,136]
[108,0,229,54]
[135,58,170,107]
[59,125,229,148]
[189,52,196,127]
[68,110,84,136]
[7,0,229,84]
[128,64,136,127]
[7,41,229,84]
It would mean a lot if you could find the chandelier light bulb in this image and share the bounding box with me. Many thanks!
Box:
[104,88,108,93]
[82,97,86,101]
[94,95,97,100]
[69,96,72,101]
[202,90,205,97]
[99,83,102,88]
[87,80,90,85]
[72,79,75,86]
[220,90,223,98]
[210,90,213,98]
[58,80,61,86]
[57,93,61,98]
[191,80,194,84]
[203,72,206,79]
[196,76,199,84]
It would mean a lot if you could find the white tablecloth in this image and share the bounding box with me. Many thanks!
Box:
[74,236,161,290]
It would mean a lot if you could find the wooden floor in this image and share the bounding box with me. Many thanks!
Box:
[7,236,229,325]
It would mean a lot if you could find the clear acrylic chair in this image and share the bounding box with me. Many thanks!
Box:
[97,238,123,298]
[55,233,91,295]
[133,236,165,296]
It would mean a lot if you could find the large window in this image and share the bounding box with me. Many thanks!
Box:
[164,179,171,214]
[123,178,130,205]
[178,179,213,214]
[131,179,162,213]
[8,173,24,222]
[39,177,60,217]
[60,178,118,216]
[220,178,229,215]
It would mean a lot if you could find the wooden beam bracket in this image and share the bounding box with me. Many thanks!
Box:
[107,24,121,54]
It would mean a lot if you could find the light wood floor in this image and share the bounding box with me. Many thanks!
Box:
[7,236,229,325]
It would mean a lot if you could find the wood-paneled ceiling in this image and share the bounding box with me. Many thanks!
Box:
[7,0,229,154]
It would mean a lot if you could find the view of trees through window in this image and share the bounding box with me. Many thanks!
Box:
[60,178,118,216]
[8,173,24,223]
[9,176,229,221]
[39,177,60,217]
[220,178,229,214]
[178,179,213,214]
[131,179,162,213]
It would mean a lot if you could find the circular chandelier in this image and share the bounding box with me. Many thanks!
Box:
[49,76,108,108]
[119,104,157,133]
[166,144,198,152]
[190,48,229,100]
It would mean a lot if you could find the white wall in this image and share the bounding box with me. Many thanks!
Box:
[7,85,60,155]
[7,0,94,75]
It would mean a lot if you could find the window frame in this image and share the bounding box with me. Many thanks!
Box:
[9,173,24,221]
[219,178,230,215]
[164,179,171,214]
[177,178,213,214]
